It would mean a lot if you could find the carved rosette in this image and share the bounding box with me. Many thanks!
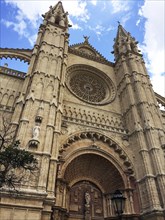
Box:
[66,65,116,105]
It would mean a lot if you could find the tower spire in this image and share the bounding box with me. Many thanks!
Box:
[113,24,140,61]
[42,1,69,27]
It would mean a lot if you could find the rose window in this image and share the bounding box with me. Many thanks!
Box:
[66,65,116,105]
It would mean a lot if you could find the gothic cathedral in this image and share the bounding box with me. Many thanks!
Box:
[0,2,165,220]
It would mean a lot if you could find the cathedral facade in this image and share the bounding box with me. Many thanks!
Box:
[0,2,165,220]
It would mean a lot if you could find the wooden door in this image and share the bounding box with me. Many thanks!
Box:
[69,181,104,219]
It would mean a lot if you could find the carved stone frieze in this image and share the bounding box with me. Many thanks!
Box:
[63,104,126,134]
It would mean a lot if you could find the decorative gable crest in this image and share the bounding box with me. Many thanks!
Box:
[69,36,113,66]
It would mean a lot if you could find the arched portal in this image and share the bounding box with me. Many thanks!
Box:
[53,132,139,220]
[64,153,124,220]
[64,153,124,193]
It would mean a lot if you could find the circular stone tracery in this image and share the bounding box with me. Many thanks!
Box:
[70,72,106,103]
[66,65,116,105]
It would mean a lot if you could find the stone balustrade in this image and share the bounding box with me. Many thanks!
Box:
[0,66,26,78]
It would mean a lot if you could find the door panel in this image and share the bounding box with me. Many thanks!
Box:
[69,181,104,219]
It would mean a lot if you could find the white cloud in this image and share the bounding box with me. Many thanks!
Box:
[151,74,165,98]
[110,1,132,27]
[3,0,89,45]
[111,1,130,14]
[120,12,131,26]
[29,34,38,47]
[107,25,115,32]
[91,0,97,6]
[2,18,29,41]
[139,0,165,96]
[88,24,105,40]
[4,0,90,22]
[68,1,89,22]
[69,19,83,30]
[136,19,140,26]
[5,0,46,27]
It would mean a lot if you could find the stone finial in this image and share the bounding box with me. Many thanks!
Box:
[83,36,90,44]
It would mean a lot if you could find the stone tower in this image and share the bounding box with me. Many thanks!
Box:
[0,2,165,220]
[113,25,165,220]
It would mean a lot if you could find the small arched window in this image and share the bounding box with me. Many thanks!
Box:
[55,16,60,25]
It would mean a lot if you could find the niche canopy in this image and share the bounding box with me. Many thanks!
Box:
[66,65,116,105]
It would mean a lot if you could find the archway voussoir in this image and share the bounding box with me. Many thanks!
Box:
[60,131,135,179]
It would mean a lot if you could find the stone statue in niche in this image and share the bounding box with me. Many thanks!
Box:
[29,124,40,147]
[85,191,91,207]
[32,124,40,139]
[85,191,91,220]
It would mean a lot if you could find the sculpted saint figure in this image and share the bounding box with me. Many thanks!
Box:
[32,125,40,139]
[85,191,91,205]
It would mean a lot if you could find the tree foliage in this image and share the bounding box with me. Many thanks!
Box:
[0,116,38,189]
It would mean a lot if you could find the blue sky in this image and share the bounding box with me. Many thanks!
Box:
[0,0,165,97]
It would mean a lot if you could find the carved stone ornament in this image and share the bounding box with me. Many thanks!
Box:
[29,139,40,148]
[66,65,116,105]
